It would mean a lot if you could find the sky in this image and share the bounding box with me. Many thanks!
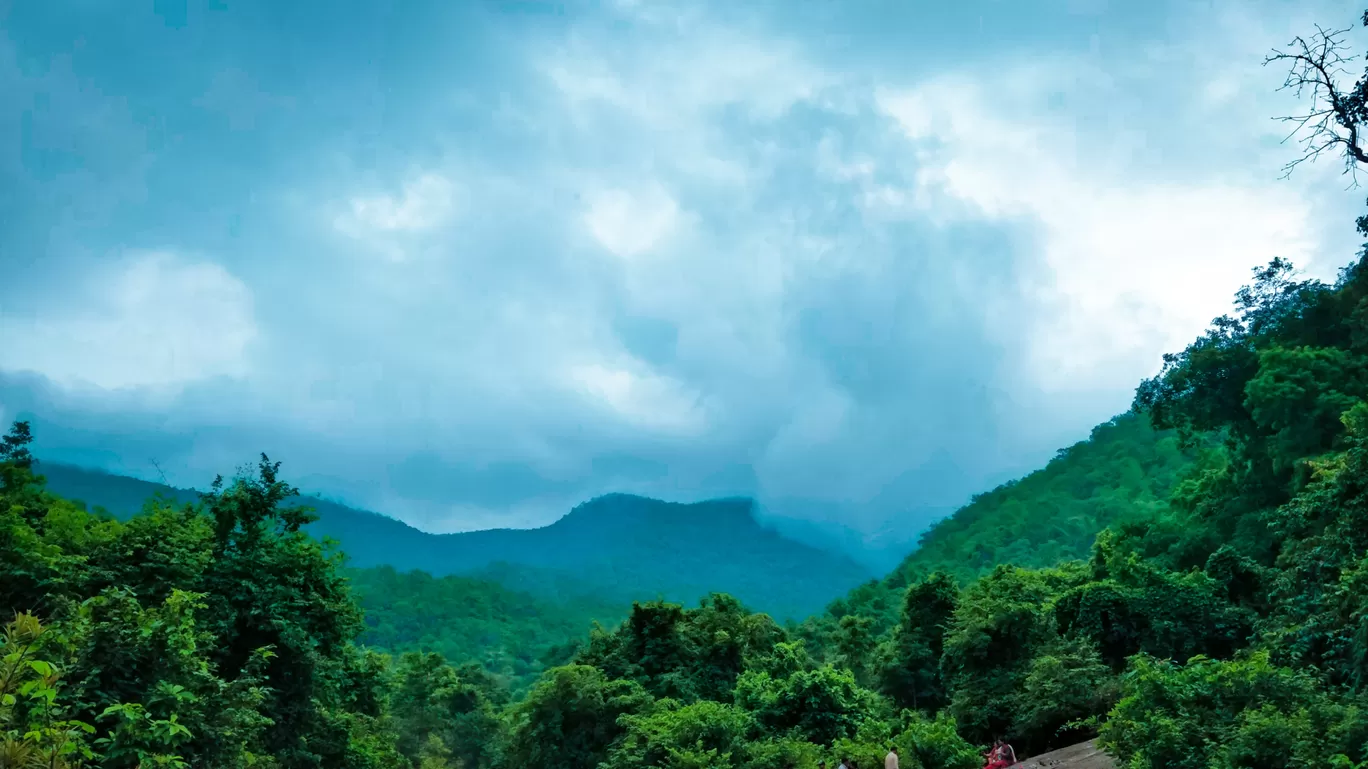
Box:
[1,0,1365,538]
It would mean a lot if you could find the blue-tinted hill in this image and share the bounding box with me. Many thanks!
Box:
[35,462,874,620]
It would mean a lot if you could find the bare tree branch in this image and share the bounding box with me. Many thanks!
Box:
[1265,21,1368,185]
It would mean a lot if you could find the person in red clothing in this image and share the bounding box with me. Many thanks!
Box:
[983,739,1017,769]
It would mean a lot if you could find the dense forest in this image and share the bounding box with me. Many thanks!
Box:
[347,566,624,692]
[0,442,984,769]
[10,10,1368,769]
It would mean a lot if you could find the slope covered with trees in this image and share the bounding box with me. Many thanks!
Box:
[886,414,1191,586]
[785,237,1368,767]
[348,566,624,692]
[803,414,1196,641]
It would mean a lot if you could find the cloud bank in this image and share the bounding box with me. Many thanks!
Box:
[1,0,1363,537]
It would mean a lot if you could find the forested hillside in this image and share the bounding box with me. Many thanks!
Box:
[804,414,1197,637]
[886,414,1191,586]
[347,566,624,691]
[38,463,872,620]
[777,230,1368,768]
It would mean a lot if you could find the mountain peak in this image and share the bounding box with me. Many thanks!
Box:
[556,493,758,530]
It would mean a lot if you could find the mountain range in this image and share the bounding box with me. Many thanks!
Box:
[34,461,875,621]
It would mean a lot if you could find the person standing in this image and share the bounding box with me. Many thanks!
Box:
[885,747,898,769]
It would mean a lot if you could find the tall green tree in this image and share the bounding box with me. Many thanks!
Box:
[878,571,957,712]
[390,652,503,769]
[195,456,397,768]
[501,665,652,769]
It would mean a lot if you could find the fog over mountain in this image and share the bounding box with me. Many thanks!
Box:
[1,0,1363,537]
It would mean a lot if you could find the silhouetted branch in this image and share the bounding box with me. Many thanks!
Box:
[1265,21,1368,185]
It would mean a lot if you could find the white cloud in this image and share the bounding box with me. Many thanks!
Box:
[759,387,853,466]
[333,172,457,261]
[566,361,706,434]
[350,173,455,232]
[0,251,257,391]
[583,184,680,258]
[876,68,1323,393]
[542,8,837,189]
[12,0,1368,533]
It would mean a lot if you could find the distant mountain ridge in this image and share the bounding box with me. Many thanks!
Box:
[34,461,875,620]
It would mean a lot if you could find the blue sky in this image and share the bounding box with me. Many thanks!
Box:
[1,0,1364,536]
